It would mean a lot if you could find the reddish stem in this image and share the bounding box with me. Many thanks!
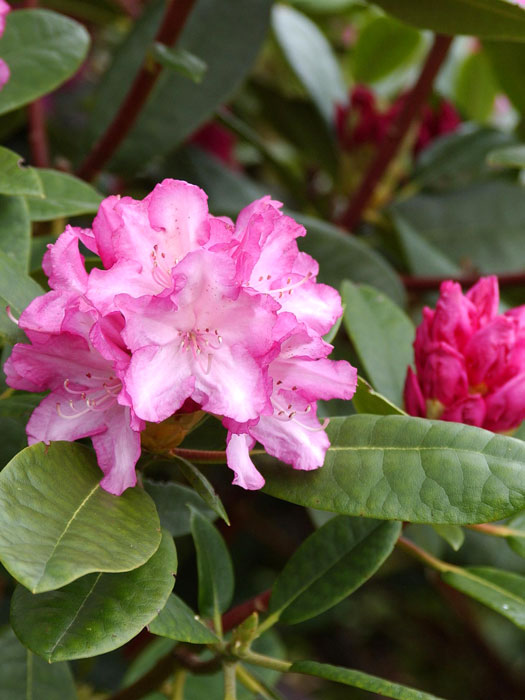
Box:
[403,271,525,292]
[77,0,197,181]
[170,447,227,463]
[28,100,50,168]
[338,34,453,232]
[222,589,272,633]
[113,0,142,18]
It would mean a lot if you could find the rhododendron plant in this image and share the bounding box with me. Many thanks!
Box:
[5,180,357,494]
[404,276,525,433]
[0,1,10,88]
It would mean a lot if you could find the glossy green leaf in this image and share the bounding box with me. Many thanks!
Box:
[354,16,421,83]
[485,41,525,114]
[271,4,347,123]
[0,9,90,115]
[191,508,234,619]
[454,51,498,123]
[393,211,461,277]
[0,195,31,267]
[27,169,103,221]
[487,144,525,169]
[268,516,401,624]
[90,0,271,171]
[291,660,443,700]
[144,478,216,537]
[0,147,42,197]
[432,524,465,551]
[369,0,525,42]
[0,626,76,700]
[353,377,406,416]
[10,530,177,662]
[150,42,207,83]
[0,442,161,592]
[442,567,525,629]
[149,593,219,643]
[261,414,525,524]
[390,181,525,274]
[342,281,414,406]
[296,215,406,306]
[0,248,43,344]
[177,456,229,525]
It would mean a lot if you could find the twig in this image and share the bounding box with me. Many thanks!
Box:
[113,0,142,18]
[28,100,50,168]
[339,34,453,232]
[169,447,228,463]
[223,589,272,633]
[77,0,197,181]
[403,271,525,292]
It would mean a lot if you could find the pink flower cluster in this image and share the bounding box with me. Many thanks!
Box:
[5,180,357,494]
[0,2,10,89]
[405,276,525,433]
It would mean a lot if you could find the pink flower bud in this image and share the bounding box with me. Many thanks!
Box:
[403,367,426,418]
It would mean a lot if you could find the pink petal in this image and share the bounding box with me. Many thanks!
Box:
[441,395,486,428]
[226,432,264,490]
[93,406,141,495]
[403,367,426,417]
[484,373,525,432]
[419,342,469,405]
[466,275,499,325]
[42,226,88,293]
[26,391,107,445]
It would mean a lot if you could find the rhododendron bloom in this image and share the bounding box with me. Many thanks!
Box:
[404,276,525,433]
[0,1,10,89]
[4,179,357,494]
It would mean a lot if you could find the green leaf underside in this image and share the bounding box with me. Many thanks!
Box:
[507,511,525,558]
[10,531,177,662]
[268,516,401,624]
[177,457,229,525]
[144,478,216,537]
[341,281,414,406]
[261,415,525,524]
[0,626,76,700]
[0,442,161,592]
[0,9,90,116]
[432,524,465,551]
[191,508,234,618]
[149,593,219,643]
[442,567,525,629]
[151,42,207,83]
[370,0,525,42]
[27,169,103,221]
[0,147,43,197]
[0,195,31,268]
[487,144,525,168]
[353,377,406,416]
[290,660,444,700]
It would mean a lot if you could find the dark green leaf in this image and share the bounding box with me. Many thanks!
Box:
[10,530,177,662]
[442,566,525,628]
[506,511,525,559]
[0,195,31,267]
[0,9,90,115]
[291,660,443,699]
[354,16,422,83]
[352,376,406,416]
[341,281,414,405]
[150,42,207,83]
[485,41,525,114]
[0,147,42,197]
[191,508,234,619]
[0,248,43,344]
[0,626,76,700]
[177,457,229,525]
[0,442,161,592]
[27,169,103,221]
[144,478,216,537]
[268,516,401,624]
[261,414,525,524]
[272,4,347,123]
[290,0,360,12]
[431,524,465,551]
[369,0,525,42]
[149,593,219,643]
[454,51,498,122]
[487,144,525,168]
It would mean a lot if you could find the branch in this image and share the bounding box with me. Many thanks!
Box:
[113,0,142,18]
[403,270,525,292]
[77,0,197,181]
[28,100,50,168]
[338,34,453,232]
[223,589,271,633]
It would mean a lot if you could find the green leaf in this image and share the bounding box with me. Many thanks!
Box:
[432,524,465,551]
[90,0,271,171]
[390,181,525,274]
[0,195,31,267]
[442,566,525,628]
[369,0,525,42]
[0,626,76,700]
[352,376,406,416]
[191,508,234,619]
[271,4,346,124]
[454,51,498,123]
[27,169,103,221]
[177,457,229,525]
[291,660,443,700]
[268,516,401,624]
[0,442,161,593]
[149,593,219,643]
[10,530,177,662]
[150,42,207,83]
[144,478,216,537]
[0,249,43,344]
[341,281,414,406]
[506,511,525,559]
[487,144,525,169]
[289,0,360,12]
[354,16,422,83]
[261,414,525,524]
[0,9,90,116]
[485,41,525,114]
[0,147,43,197]
[295,215,406,306]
